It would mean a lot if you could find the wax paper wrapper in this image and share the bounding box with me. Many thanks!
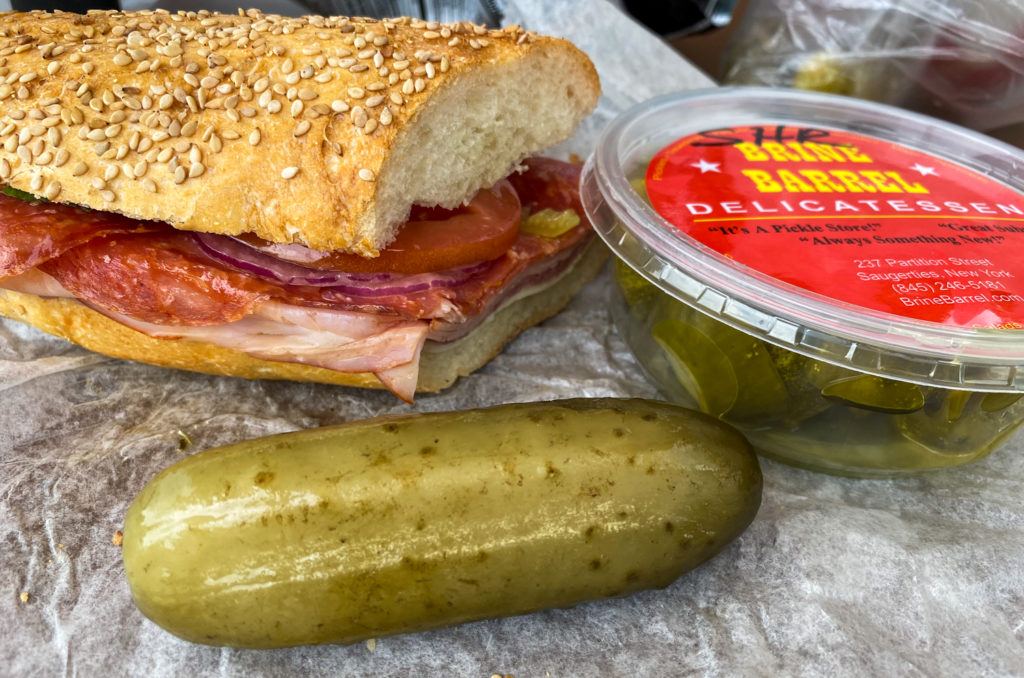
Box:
[3,1,1024,676]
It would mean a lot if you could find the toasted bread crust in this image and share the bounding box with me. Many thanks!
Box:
[0,236,607,392]
[0,10,599,255]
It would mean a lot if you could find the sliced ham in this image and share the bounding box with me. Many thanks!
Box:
[95,302,430,403]
[0,158,594,399]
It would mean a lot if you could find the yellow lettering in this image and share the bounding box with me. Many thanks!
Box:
[885,171,928,194]
[837,145,873,162]
[785,142,819,162]
[741,169,783,192]
[830,170,877,193]
[803,142,846,162]
[800,170,846,193]
[778,170,816,192]
[735,143,770,161]
[861,171,903,193]
[762,142,804,162]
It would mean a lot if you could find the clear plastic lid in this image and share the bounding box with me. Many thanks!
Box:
[582,87,1024,392]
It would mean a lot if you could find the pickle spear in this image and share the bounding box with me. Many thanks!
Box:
[122,398,761,648]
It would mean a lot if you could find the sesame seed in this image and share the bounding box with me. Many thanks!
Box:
[72,161,87,176]
[298,88,317,101]
[134,160,148,177]
[189,162,204,178]
[104,165,120,181]
[249,129,261,146]
[290,99,304,117]
[44,181,61,200]
[358,168,374,181]
[30,175,43,192]
[100,189,116,203]
[281,166,299,179]
[380,108,393,125]
[113,53,132,66]
[331,99,349,113]
[173,166,186,184]
[352,106,368,127]
[142,178,157,193]
[293,120,311,136]
[0,159,9,178]
[365,95,384,108]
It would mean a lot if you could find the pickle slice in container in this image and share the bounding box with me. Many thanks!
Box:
[981,392,1023,413]
[652,312,788,423]
[901,389,1024,455]
[819,375,926,414]
[615,259,659,318]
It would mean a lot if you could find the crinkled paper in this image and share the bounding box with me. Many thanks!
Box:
[2,1,1023,676]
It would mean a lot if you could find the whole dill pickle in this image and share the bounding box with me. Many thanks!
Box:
[122,398,761,649]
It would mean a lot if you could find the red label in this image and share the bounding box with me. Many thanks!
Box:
[646,125,1024,329]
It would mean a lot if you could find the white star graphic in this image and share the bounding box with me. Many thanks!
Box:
[691,159,721,174]
[910,163,938,176]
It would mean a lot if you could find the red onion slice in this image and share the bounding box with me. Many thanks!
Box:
[192,232,493,297]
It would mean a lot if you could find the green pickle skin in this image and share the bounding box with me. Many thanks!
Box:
[122,398,762,649]
[611,263,1024,474]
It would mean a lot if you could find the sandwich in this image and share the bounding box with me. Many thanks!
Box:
[0,9,604,401]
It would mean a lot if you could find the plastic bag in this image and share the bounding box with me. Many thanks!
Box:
[720,0,1024,145]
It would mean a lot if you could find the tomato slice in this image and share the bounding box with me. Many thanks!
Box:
[244,179,522,275]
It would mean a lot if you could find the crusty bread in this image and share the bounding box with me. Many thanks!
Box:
[0,9,600,256]
[0,236,607,392]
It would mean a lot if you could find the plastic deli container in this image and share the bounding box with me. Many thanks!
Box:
[581,87,1024,476]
